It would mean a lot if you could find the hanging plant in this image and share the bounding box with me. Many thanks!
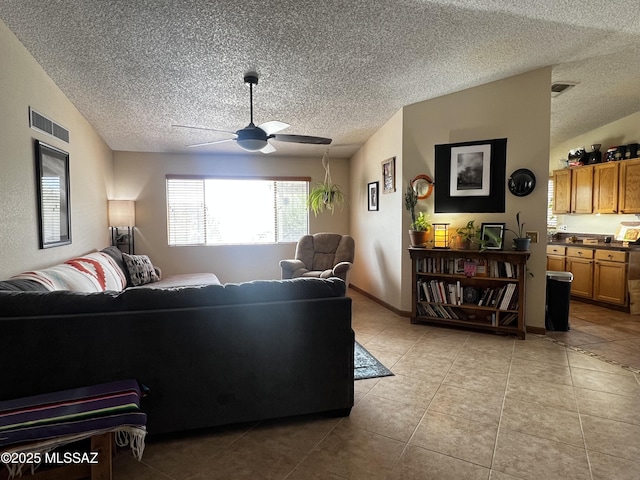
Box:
[307,151,345,216]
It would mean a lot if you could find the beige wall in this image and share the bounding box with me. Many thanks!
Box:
[550,111,640,235]
[349,110,404,306]
[0,19,113,277]
[350,68,552,329]
[113,151,350,283]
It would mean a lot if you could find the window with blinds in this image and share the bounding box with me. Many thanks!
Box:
[166,176,309,245]
[547,177,557,231]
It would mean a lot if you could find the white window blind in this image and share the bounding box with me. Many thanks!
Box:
[547,177,557,231]
[167,177,309,245]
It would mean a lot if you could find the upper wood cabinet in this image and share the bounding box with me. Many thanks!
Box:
[571,165,593,213]
[593,162,619,213]
[619,158,640,214]
[552,169,571,214]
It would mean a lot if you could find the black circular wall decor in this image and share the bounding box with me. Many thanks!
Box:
[508,168,536,197]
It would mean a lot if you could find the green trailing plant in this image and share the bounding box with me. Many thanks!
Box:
[307,151,345,216]
[456,220,480,243]
[456,219,491,250]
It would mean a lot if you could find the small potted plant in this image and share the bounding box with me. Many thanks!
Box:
[507,211,531,251]
[405,186,431,247]
[456,220,481,250]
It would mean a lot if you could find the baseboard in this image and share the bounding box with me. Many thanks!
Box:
[526,325,546,335]
[348,284,412,317]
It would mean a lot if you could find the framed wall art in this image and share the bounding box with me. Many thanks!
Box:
[434,138,507,213]
[382,157,396,193]
[481,223,505,250]
[368,181,379,211]
[35,140,71,248]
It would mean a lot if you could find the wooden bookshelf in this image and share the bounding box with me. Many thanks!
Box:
[409,248,530,339]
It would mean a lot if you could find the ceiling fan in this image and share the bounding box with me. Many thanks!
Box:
[173,73,332,153]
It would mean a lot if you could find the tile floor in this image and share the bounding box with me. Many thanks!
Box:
[547,299,640,372]
[113,291,640,479]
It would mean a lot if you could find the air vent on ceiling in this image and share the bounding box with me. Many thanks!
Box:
[29,107,69,143]
[551,82,577,98]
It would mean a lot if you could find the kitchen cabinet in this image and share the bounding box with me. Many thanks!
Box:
[547,244,635,310]
[552,169,571,214]
[593,250,627,305]
[593,162,619,213]
[619,158,640,213]
[546,245,566,271]
[571,165,593,213]
[565,247,594,298]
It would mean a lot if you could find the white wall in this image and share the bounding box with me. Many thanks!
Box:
[550,111,640,235]
[0,19,113,276]
[350,68,552,330]
[113,151,350,283]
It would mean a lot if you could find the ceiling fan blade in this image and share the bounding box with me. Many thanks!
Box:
[186,138,235,148]
[260,143,277,154]
[258,121,289,135]
[172,124,238,136]
[272,134,332,145]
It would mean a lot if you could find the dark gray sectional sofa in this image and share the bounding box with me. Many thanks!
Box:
[0,248,354,435]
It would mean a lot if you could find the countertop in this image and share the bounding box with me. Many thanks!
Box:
[547,241,640,251]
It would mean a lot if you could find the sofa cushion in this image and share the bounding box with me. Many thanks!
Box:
[0,290,124,317]
[119,277,346,311]
[0,279,48,292]
[122,253,159,286]
[0,277,346,317]
[132,273,220,289]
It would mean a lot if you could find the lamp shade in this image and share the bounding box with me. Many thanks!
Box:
[433,223,450,249]
[108,200,135,227]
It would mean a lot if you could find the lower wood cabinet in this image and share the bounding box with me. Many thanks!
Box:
[546,245,566,272]
[547,245,630,309]
[593,250,627,305]
[566,256,594,298]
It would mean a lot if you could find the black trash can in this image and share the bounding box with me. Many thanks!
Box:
[546,271,573,331]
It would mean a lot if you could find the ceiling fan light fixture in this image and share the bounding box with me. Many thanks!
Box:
[236,138,268,151]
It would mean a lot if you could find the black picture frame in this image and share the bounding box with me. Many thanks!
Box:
[434,138,507,213]
[35,140,71,248]
[368,181,379,211]
[481,223,505,250]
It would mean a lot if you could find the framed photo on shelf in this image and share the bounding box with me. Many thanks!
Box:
[382,157,396,193]
[481,223,505,250]
[35,140,71,249]
[368,181,379,211]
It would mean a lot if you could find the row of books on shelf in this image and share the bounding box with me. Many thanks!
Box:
[415,303,518,326]
[416,257,519,278]
[418,279,519,311]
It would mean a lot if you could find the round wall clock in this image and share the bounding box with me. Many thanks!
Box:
[411,174,434,199]
[508,169,536,197]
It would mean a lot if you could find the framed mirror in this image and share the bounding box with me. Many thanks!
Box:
[35,140,71,248]
[508,168,536,197]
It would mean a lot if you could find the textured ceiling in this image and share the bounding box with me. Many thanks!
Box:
[1,1,639,158]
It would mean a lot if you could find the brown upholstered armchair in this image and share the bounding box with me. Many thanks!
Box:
[280,233,355,287]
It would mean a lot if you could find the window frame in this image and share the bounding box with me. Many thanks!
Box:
[166,174,311,246]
